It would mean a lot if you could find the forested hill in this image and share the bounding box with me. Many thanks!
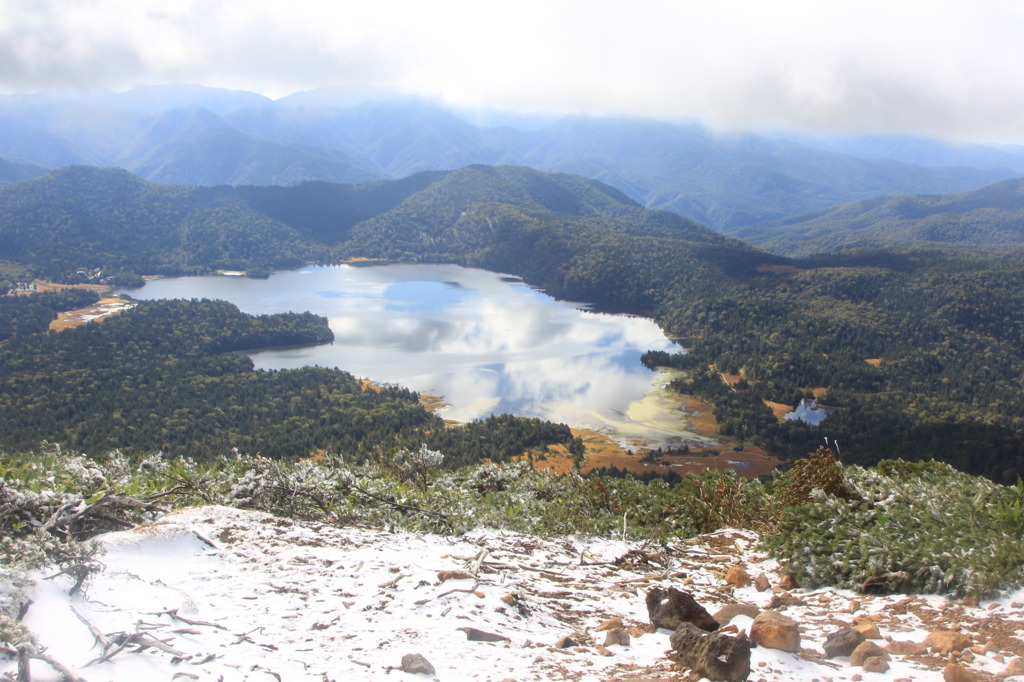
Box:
[727,176,1024,257]
[2,165,1024,480]
[0,164,766,310]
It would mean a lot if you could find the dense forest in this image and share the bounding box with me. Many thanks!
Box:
[0,292,577,465]
[1,165,1022,480]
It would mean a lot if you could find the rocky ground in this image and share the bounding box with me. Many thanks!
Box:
[3,505,1023,681]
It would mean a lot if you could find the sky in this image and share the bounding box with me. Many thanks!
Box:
[1,0,1023,142]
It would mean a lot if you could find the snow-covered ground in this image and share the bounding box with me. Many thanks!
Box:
[4,505,1023,681]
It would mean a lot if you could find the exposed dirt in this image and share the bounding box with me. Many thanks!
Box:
[763,400,793,422]
[755,264,802,274]
[530,429,780,480]
[49,296,134,330]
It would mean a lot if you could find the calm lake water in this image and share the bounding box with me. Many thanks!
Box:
[119,264,706,447]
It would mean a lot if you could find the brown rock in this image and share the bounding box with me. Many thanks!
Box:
[646,587,720,632]
[886,640,928,656]
[725,566,752,588]
[754,573,770,592]
[749,610,801,653]
[437,570,474,582]
[925,630,972,655]
[670,623,752,682]
[1002,658,1024,677]
[942,663,979,682]
[594,645,612,657]
[862,655,890,673]
[766,592,808,609]
[850,641,889,667]
[554,635,578,649]
[852,617,882,640]
[596,617,623,632]
[603,628,631,647]
[848,599,862,613]
[777,574,799,590]
[822,627,865,658]
[713,603,761,625]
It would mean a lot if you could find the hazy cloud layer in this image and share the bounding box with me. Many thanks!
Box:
[2,0,1022,141]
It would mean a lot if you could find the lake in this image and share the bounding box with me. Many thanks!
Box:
[118,264,712,448]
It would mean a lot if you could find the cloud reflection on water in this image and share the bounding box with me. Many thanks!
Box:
[121,264,699,446]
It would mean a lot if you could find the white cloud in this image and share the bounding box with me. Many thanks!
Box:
[1,0,1023,141]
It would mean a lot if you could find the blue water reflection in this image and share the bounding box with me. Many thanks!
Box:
[119,264,690,445]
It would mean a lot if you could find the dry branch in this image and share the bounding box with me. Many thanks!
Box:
[71,605,111,650]
[151,608,227,631]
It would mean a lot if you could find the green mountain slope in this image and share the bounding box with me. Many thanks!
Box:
[1,165,1023,479]
[729,177,1024,256]
[0,164,762,313]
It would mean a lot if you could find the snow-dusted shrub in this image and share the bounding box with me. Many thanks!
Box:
[0,445,179,645]
[388,444,445,490]
[226,454,346,520]
[764,459,1024,597]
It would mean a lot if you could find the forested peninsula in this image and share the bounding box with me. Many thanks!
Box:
[1,165,1022,481]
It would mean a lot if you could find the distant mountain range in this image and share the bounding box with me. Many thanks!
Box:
[0,156,48,184]
[1,84,1020,230]
[727,177,1024,256]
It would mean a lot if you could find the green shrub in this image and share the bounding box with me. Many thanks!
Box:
[763,459,1024,597]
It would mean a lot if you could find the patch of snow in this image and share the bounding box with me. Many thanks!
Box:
[3,507,1022,681]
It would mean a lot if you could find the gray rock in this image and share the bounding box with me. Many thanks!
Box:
[823,627,865,658]
[457,626,510,642]
[670,623,752,682]
[646,587,719,632]
[400,653,436,675]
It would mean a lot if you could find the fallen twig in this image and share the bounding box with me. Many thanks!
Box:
[378,573,406,589]
[152,608,227,630]
[436,582,480,600]
[71,605,112,650]
[16,642,87,682]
